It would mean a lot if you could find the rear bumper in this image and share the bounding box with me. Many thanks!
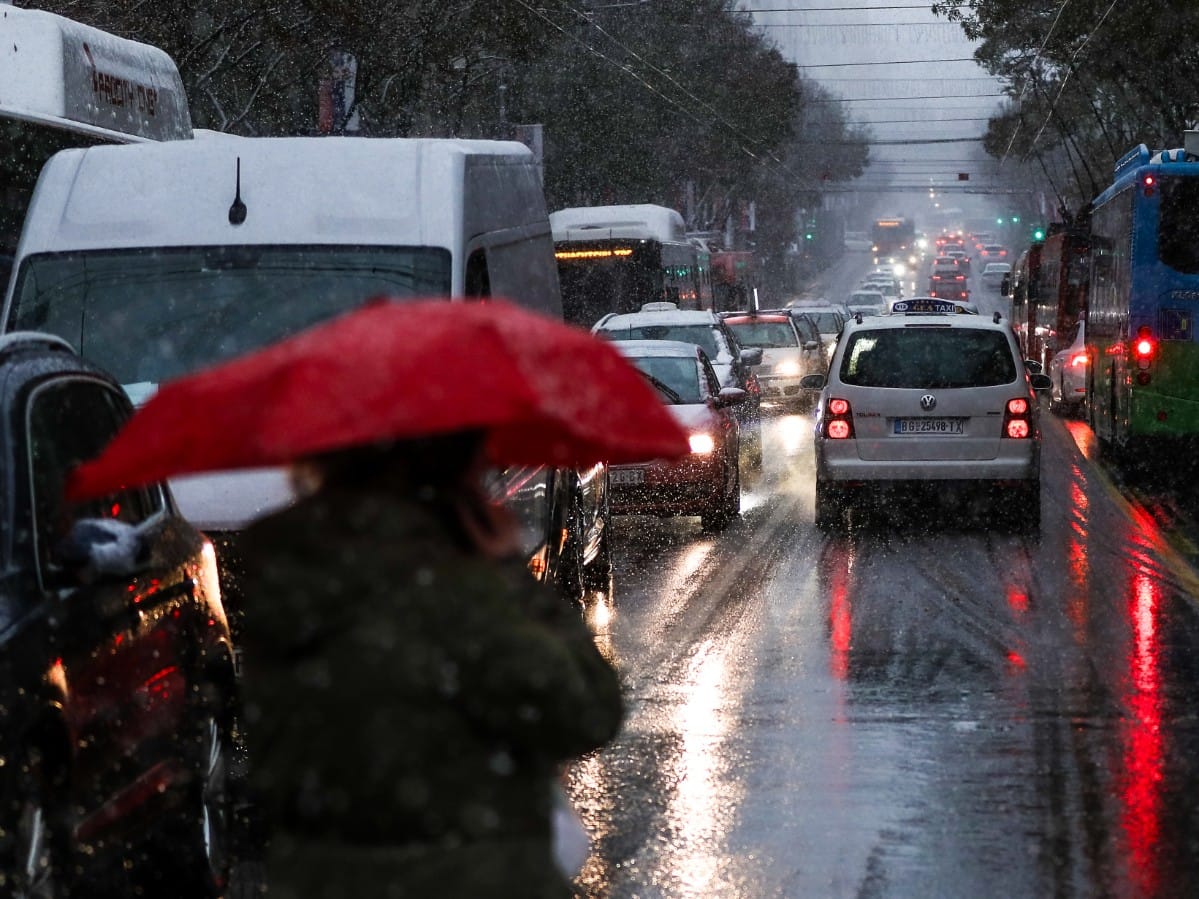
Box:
[610,457,725,515]
[816,441,1038,482]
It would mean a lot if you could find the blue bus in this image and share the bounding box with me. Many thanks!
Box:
[1087,135,1199,453]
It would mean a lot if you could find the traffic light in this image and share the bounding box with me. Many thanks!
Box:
[805,232,815,241]
[1011,215,1020,224]
[1032,226,1046,241]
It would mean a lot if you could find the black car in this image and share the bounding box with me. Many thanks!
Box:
[0,333,242,896]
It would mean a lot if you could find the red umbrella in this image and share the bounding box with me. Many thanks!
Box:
[67,298,690,502]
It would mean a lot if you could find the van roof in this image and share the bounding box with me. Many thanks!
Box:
[17,137,543,254]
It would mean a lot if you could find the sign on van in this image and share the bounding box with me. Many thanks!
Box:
[61,28,191,141]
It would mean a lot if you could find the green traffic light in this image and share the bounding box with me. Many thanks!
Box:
[1033,229,1045,241]
[996,217,1004,225]
[805,233,814,240]
[1011,216,1020,223]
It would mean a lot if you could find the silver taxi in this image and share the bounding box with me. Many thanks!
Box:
[801,300,1052,532]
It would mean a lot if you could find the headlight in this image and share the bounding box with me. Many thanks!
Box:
[776,359,802,377]
[689,433,716,454]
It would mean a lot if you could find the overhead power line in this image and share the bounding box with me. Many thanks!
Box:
[756,21,963,27]
[813,93,1004,102]
[794,57,978,67]
[744,4,966,10]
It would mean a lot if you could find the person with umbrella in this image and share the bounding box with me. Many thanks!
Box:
[67,299,691,897]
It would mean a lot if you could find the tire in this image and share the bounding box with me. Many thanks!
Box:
[701,456,740,532]
[131,710,234,899]
[580,525,613,596]
[815,480,843,532]
[1010,481,1040,535]
[11,798,57,899]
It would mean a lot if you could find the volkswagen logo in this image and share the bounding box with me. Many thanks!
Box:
[920,394,937,411]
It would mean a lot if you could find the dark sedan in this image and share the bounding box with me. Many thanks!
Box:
[0,333,243,897]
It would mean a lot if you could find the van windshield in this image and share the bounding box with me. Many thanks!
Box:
[9,245,452,391]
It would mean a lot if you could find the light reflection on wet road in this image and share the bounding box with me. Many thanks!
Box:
[568,408,1199,898]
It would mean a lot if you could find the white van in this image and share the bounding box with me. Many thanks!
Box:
[4,136,610,601]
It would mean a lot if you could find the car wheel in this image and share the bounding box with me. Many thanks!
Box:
[815,480,843,532]
[581,525,614,597]
[132,709,234,898]
[701,455,740,532]
[11,797,57,899]
[1010,481,1041,535]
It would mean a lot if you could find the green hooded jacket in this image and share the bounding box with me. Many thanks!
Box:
[237,481,623,898]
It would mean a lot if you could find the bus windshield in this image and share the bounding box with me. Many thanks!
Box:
[10,246,451,393]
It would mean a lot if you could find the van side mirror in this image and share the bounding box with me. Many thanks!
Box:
[1029,373,1052,392]
[800,373,826,390]
[739,347,764,366]
[1025,360,1044,374]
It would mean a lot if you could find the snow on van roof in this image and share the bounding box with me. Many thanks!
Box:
[18,137,541,253]
[0,4,191,140]
[550,204,687,244]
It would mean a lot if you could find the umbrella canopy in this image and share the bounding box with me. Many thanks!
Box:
[67,298,691,502]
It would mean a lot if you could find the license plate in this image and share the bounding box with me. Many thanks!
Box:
[610,468,645,485]
[893,417,965,435]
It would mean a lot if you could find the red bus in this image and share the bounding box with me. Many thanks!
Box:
[1030,225,1090,370]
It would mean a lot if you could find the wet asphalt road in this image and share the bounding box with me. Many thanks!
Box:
[565,259,1199,898]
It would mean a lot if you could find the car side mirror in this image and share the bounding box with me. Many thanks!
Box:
[803,341,821,352]
[1029,373,1053,392]
[53,517,149,584]
[714,387,747,408]
[800,373,826,390]
[1000,275,1011,296]
[1025,360,1043,374]
[739,347,764,366]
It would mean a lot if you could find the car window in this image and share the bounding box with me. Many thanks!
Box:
[726,321,797,348]
[28,378,165,582]
[628,355,703,403]
[603,324,720,359]
[700,358,722,396]
[840,328,1018,388]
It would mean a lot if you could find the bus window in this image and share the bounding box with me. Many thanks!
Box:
[1159,176,1199,274]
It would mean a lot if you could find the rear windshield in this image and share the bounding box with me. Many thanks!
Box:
[808,312,842,333]
[10,245,451,390]
[629,356,702,403]
[725,321,796,348]
[601,324,721,360]
[840,327,1017,388]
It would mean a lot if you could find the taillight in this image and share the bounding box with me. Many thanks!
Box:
[1003,396,1033,439]
[824,397,855,439]
[1070,351,1088,367]
[1133,328,1154,384]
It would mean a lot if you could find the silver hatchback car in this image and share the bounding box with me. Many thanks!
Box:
[802,302,1052,532]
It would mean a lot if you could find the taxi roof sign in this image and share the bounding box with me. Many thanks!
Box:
[889,297,978,315]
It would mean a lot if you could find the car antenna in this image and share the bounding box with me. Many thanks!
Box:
[228,157,247,225]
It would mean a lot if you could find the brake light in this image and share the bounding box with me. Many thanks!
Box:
[1003,396,1033,439]
[824,397,855,439]
[955,275,965,281]
[1070,352,1088,367]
